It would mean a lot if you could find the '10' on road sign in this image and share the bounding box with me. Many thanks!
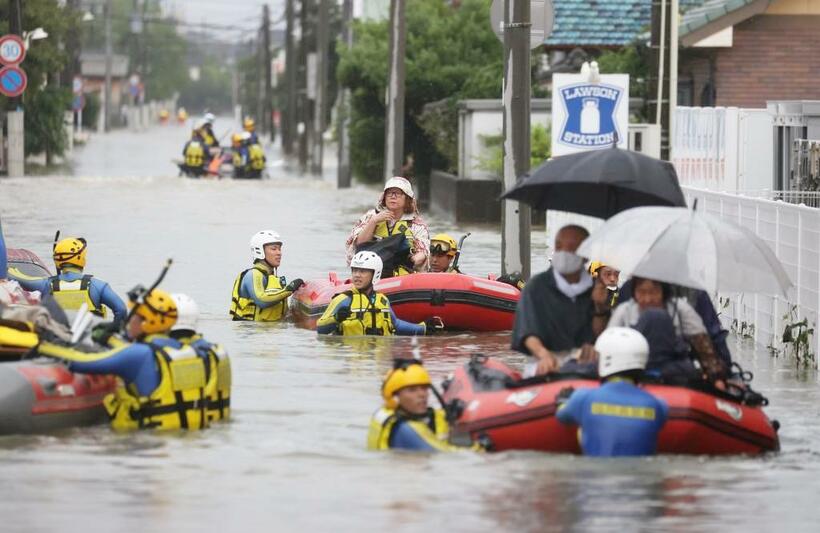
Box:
[0,34,26,65]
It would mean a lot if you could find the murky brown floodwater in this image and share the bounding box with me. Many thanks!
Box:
[1,122,818,532]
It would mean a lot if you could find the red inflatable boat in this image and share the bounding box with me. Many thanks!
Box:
[442,356,779,455]
[290,272,520,331]
[0,358,118,435]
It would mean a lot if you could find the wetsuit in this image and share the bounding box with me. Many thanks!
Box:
[557,379,668,457]
[317,287,425,336]
[13,266,127,322]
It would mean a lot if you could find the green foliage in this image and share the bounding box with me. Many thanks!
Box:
[81,92,100,129]
[178,58,232,113]
[23,87,71,158]
[596,42,652,121]
[780,305,815,366]
[338,0,503,182]
[476,124,552,177]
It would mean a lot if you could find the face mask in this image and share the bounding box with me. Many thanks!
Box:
[552,251,584,275]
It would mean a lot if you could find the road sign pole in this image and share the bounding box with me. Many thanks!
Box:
[501,0,532,280]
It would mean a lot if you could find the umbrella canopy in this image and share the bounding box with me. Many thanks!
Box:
[576,206,793,297]
[501,147,687,218]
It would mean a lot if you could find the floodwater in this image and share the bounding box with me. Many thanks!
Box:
[0,123,818,532]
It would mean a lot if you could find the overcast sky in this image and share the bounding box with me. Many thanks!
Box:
[161,0,287,40]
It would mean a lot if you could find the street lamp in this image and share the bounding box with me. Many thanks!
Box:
[22,27,49,50]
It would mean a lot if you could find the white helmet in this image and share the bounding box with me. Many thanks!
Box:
[250,230,283,261]
[596,327,650,378]
[203,112,215,124]
[383,176,415,199]
[170,293,199,332]
[350,251,383,284]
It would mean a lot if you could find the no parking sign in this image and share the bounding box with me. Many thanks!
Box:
[0,65,27,98]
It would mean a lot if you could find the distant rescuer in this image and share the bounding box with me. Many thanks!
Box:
[557,327,669,457]
[230,230,304,322]
[511,225,610,376]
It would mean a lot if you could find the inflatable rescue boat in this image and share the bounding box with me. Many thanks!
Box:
[0,358,117,435]
[290,272,520,331]
[442,356,779,455]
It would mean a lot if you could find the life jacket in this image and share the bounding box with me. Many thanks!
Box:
[337,290,395,336]
[373,218,414,276]
[197,337,232,422]
[367,407,449,450]
[248,144,266,170]
[229,266,288,322]
[103,342,211,431]
[232,148,245,168]
[50,274,105,317]
[203,130,217,148]
[184,141,206,167]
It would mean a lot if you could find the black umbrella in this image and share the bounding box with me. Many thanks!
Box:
[500,147,687,218]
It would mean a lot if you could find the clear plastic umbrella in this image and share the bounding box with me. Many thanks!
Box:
[576,206,793,297]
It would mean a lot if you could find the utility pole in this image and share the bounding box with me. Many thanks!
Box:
[311,0,329,175]
[336,0,353,188]
[298,0,312,171]
[383,0,406,181]
[501,0,531,280]
[651,0,677,160]
[283,0,297,154]
[263,4,273,142]
[104,0,113,132]
[669,0,679,161]
[6,0,24,177]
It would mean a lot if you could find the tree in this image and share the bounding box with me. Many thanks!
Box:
[337,0,503,182]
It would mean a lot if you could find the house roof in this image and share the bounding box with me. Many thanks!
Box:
[679,0,770,45]
[544,0,705,47]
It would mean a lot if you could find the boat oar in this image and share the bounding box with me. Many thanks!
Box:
[451,232,471,273]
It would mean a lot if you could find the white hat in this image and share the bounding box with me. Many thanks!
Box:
[170,293,199,332]
[383,176,414,199]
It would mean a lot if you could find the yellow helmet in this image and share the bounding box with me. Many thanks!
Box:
[588,261,606,277]
[430,233,457,257]
[132,289,178,335]
[243,117,256,132]
[53,237,88,270]
[232,133,244,145]
[381,362,431,409]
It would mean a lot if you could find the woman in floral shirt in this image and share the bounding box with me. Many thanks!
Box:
[345,177,430,276]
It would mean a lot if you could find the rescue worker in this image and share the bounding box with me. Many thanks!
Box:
[244,132,266,179]
[10,235,127,323]
[318,251,442,336]
[346,177,430,277]
[557,327,669,457]
[39,288,212,431]
[161,293,231,422]
[243,116,259,144]
[177,107,188,124]
[589,261,620,308]
[367,360,481,451]
[231,133,249,179]
[428,234,458,273]
[201,113,219,149]
[182,128,209,177]
[230,230,304,322]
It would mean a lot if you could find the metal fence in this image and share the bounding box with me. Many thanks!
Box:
[682,186,820,366]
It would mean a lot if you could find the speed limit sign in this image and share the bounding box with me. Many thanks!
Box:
[0,34,26,65]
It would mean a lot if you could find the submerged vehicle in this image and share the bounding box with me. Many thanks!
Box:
[442,356,779,455]
[291,272,520,332]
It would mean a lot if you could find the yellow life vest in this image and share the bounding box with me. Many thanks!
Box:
[373,218,414,276]
[367,407,449,450]
[232,149,245,168]
[248,144,266,170]
[50,275,105,317]
[199,339,232,422]
[103,343,210,431]
[185,141,206,167]
[336,290,395,336]
[203,130,217,148]
[229,267,288,322]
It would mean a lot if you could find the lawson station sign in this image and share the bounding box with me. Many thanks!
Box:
[551,73,629,156]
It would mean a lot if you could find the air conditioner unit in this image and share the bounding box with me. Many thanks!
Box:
[628,124,661,159]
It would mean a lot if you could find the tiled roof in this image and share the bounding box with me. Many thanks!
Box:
[679,0,757,36]
[545,0,706,47]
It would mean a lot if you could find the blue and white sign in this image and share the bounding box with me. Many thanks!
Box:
[551,73,629,156]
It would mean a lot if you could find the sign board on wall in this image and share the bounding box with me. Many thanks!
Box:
[551,73,629,156]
